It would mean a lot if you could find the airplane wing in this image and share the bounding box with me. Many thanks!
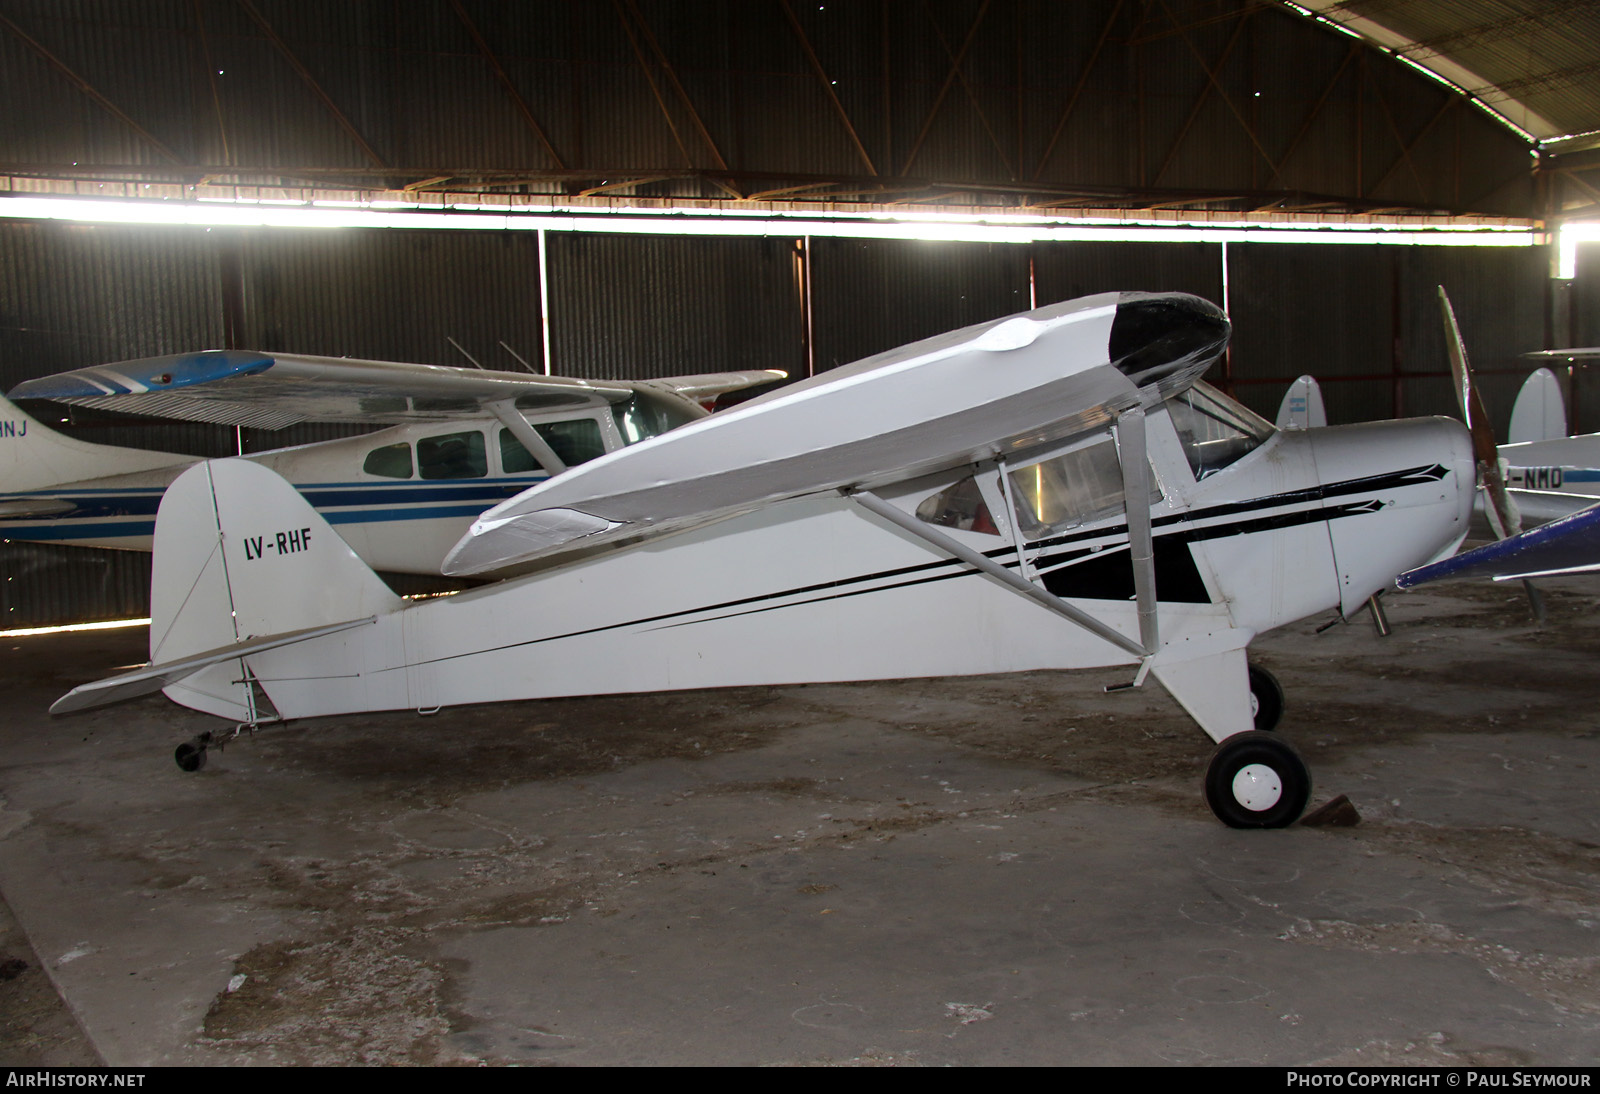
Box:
[443,291,1230,575]
[1520,348,1600,364]
[646,371,788,401]
[8,351,783,430]
[1397,501,1600,587]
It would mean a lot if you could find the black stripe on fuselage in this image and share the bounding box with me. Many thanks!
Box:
[408,466,1440,669]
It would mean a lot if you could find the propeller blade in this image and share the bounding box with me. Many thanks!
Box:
[1438,285,1521,539]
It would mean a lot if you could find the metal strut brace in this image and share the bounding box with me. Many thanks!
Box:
[845,488,1147,660]
[1115,406,1160,656]
[487,398,568,476]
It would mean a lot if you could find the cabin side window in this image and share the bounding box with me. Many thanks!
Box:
[1008,439,1149,538]
[1167,381,1274,481]
[499,419,607,473]
[417,430,487,480]
[915,476,1002,536]
[363,442,413,479]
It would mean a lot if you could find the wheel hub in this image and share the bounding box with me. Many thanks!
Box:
[1231,763,1283,811]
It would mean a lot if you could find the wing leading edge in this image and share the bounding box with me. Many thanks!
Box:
[444,291,1230,575]
[1398,502,1600,586]
[9,351,785,430]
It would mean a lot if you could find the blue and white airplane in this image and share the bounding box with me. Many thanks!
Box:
[0,351,783,576]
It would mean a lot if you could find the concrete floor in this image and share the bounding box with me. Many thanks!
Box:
[0,576,1597,1065]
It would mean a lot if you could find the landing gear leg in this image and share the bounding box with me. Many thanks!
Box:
[1203,731,1311,829]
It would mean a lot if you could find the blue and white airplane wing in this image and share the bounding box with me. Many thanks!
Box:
[1397,501,1600,587]
[9,350,784,430]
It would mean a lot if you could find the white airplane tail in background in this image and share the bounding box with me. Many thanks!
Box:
[1274,376,1326,430]
[0,393,191,494]
[1507,367,1567,444]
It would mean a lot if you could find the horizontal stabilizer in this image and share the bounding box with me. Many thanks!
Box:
[50,617,378,715]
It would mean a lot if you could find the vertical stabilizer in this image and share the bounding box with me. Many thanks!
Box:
[0,394,192,492]
[151,459,402,719]
[1508,368,1567,444]
[1274,376,1327,430]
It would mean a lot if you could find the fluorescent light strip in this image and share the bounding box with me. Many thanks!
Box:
[0,616,149,638]
[0,194,1539,247]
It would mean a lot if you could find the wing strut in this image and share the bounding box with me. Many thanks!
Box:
[1116,406,1160,656]
[487,399,567,475]
[845,488,1147,660]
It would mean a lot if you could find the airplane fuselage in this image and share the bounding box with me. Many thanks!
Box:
[0,400,683,575]
[158,386,1475,746]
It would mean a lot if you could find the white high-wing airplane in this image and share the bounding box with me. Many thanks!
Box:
[52,292,1476,829]
[0,353,782,575]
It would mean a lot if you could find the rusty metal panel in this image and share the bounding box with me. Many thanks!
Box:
[1032,240,1222,308]
[237,227,545,367]
[233,226,549,450]
[0,219,233,454]
[0,542,152,629]
[1227,243,1399,425]
[547,233,805,381]
[0,217,228,628]
[1396,243,1548,430]
[808,237,1030,374]
[1226,241,1548,430]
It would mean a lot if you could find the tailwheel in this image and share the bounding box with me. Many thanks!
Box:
[1204,731,1311,829]
[174,731,213,773]
[1247,664,1285,732]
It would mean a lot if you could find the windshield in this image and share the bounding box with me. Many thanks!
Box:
[612,389,705,446]
[1167,381,1275,481]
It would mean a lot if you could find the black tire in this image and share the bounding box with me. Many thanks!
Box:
[174,740,208,773]
[1247,664,1285,732]
[1203,731,1310,829]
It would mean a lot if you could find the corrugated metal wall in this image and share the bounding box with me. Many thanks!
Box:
[0,219,232,629]
[1032,240,1223,307]
[0,0,1538,217]
[0,219,1577,626]
[548,234,804,380]
[1226,243,1549,428]
[809,238,1031,372]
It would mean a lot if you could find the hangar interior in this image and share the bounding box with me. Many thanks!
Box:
[1,0,1599,1067]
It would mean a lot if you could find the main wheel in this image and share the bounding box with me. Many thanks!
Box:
[174,739,208,772]
[1247,664,1285,732]
[1204,731,1310,829]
